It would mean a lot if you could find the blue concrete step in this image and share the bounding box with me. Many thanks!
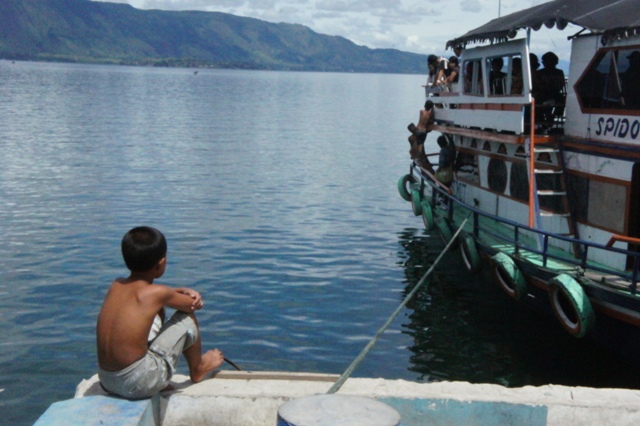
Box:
[34,394,158,426]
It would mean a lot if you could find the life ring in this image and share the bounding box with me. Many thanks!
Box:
[549,274,595,338]
[459,233,481,273]
[397,174,416,202]
[421,201,434,230]
[492,252,527,300]
[434,217,454,246]
[411,187,422,216]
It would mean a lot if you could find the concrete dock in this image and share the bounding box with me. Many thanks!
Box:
[37,371,640,425]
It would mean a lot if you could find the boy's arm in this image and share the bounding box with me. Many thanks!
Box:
[175,288,204,310]
[153,285,204,313]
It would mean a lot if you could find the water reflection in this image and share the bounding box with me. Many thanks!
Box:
[397,228,640,388]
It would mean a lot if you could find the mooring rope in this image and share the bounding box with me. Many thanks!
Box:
[326,218,468,394]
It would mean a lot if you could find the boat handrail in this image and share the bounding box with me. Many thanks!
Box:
[417,169,640,293]
[606,235,640,248]
[411,162,452,195]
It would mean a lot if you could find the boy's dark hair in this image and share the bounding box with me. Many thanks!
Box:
[121,226,167,272]
[424,100,434,110]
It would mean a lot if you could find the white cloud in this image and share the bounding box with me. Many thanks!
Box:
[460,0,482,13]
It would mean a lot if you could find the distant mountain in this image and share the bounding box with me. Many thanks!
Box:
[0,0,427,73]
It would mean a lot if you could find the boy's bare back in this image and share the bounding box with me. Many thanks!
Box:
[97,278,170,371]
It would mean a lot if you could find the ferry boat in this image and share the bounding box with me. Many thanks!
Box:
[399,0,640,357]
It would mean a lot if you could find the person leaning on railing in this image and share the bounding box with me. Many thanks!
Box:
[537,52,566,123]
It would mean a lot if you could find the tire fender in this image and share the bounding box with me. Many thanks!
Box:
[459,233,481,274]
[492,252,527,301]
[421,201,434,230]
[411,187,422,216]
[397,174,416,202]
[434,217,455,247]
[549,274,595,338]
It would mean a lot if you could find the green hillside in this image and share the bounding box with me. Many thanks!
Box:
[0,0,427,73]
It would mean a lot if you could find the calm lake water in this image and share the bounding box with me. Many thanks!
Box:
[2,60,640,425]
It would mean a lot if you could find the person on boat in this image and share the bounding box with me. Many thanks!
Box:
[408,100,436,173]
[529,53,542,98]
[453,45,463,62]
[510,57,524,95]
[525,53,545,127]
[96,226,224,399]
[443,56,460,86]
[537,51,566,122]
[412,99,435,144]
[427,55,448,87]
[435,135,454,186]
[622,51,640,109]
[489,57,507,95]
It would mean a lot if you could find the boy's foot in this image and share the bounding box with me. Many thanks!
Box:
[190,349,224,383]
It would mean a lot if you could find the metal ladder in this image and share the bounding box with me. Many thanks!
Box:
[528,136,581,257]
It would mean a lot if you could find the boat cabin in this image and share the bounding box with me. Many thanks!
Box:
[421,0,640,272]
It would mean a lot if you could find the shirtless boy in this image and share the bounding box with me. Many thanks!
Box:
[407,100,435,173]
[96,226,224,399]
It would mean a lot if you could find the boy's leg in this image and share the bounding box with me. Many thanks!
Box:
[149,311,224,384]
[182,313,225,382]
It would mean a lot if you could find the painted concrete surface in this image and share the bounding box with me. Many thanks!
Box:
[277,394,401,426]
[56,371,640,425]
[35,394,159,426]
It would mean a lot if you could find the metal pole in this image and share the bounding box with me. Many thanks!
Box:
[529,98,536,228]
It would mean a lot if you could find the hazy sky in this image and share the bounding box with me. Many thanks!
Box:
[91,0,575,58]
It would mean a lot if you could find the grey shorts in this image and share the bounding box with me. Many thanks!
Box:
[98,311,198,399]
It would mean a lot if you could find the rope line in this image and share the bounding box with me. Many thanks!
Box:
[326,218,468,394]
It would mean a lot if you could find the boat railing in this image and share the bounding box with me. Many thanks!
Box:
[413,163,640,294]
[423,81,567,135]
[606,234,640,249]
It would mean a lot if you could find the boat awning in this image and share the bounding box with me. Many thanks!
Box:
[447,0,640,48]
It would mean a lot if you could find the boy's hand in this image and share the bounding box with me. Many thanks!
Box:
[177,288,204,311]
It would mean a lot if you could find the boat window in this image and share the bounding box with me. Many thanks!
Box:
[463,59,484,95]
[567,174,626,232]
[510,146,529,201]
[497,143,507,155]
[482,141,491,151]
[510,161,529,201]
[576,47,640,111]
[486,54,523,96]
[588,180,626,232]
[455,151,479,184]
[488,158,507,193]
